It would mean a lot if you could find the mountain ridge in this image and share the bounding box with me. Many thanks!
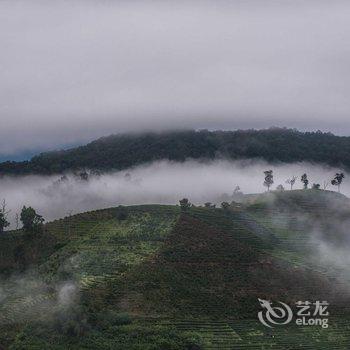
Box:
[1,128,349,175]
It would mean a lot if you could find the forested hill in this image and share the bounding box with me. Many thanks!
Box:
[1,128,350,175]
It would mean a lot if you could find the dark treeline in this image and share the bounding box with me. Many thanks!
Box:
[1,128,350,175]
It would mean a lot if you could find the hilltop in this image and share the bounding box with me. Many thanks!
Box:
[1,128,350,175]
[1,190,350,349]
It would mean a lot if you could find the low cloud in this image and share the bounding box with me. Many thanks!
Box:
[57,281,79,308]
[1,1,350,155]
[1,159,350,320]
[0,269,79,325]
[0,159,347,227]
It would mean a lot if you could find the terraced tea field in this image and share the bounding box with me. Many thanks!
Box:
[1,191,350,349]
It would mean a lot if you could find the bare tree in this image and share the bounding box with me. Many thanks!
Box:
[286,176,297,190]
[2,200,10,215]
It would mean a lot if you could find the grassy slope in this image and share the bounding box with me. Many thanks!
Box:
[1,191,350,349]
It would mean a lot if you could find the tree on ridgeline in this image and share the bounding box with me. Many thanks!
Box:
[232,185,244,201]
[73,170,89,182]
[263,170,274,191]
[79,171,89,181]
[312,183,321,190]
[233,185,241,194]
[20,206,44,235]
[301,173,309,189]
[204,202,216,209]
[221,202,230,210]
[331,172,345,193]
[276,184,285,191]
[0,199,10,233]
[286,176,297,190]
[179,198,191,212]
[15,213,19,230]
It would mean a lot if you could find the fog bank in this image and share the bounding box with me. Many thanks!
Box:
[0,159,347,227]
[1,1,350,155]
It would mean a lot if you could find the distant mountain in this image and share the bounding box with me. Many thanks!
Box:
[0,151,37,163]
[1,128,349,175]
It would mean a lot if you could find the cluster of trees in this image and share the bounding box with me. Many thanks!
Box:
[179,198,232,212]
[2,128,350,175]
[20,206,44,234]
[179,198,192,211]
[178,171,346,213]
[0,201,44,235]
[263,170,345,193]
[180,198,236,211]
[52,170,101,185]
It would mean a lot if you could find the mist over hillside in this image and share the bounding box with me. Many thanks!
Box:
[1,188,350,348]
[2,0,350,348]
[0,159,347,228]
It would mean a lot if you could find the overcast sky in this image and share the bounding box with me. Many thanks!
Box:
[1,1,350,158]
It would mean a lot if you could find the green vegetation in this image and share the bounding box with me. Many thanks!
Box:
[0,200,10,233]
[331,172,345,192]
[9,321,206,350]
[263,170,274,191]
[2,128,350,175]
[20,206,44,235]
[301,173,309,189]
[179,198,191,212]
[1,192,350,349]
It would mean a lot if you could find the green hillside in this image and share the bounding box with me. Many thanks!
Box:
[1,191,350,349]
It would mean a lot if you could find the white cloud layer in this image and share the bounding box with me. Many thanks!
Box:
[1,1,350,155]
[0,159,347,227]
